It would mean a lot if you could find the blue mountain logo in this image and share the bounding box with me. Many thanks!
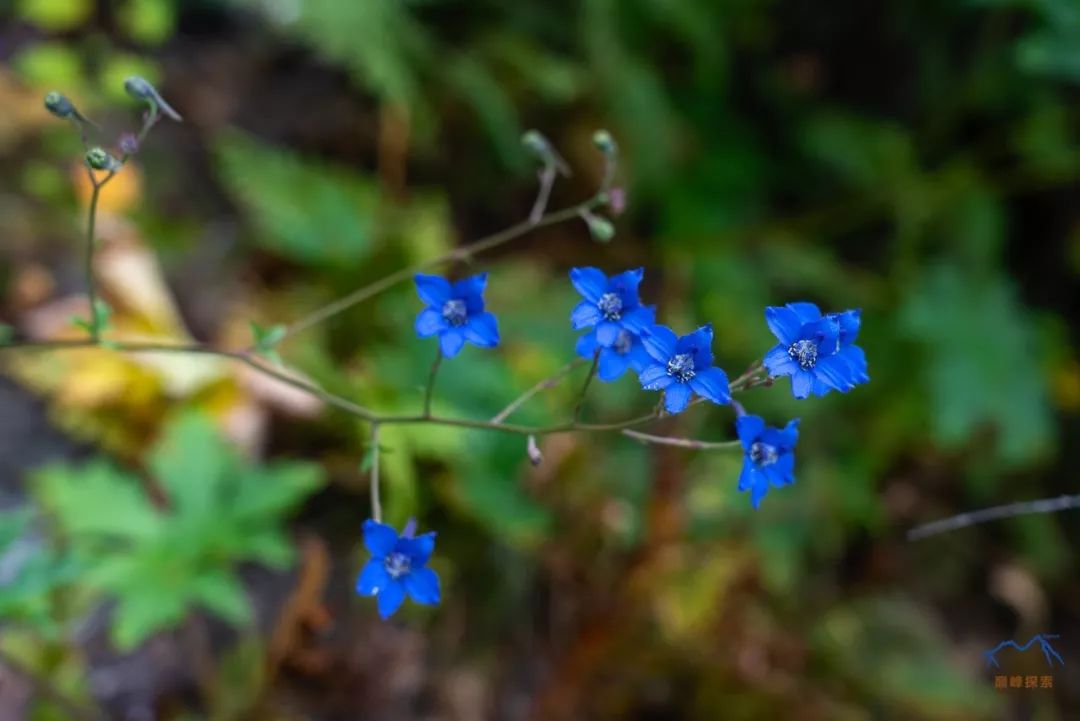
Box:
[984,634,1064,669]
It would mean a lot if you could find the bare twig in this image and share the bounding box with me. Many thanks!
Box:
[907,494,1080,541]
[621,429,741,451]
[490,358,587,423]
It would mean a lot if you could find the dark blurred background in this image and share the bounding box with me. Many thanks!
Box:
[0,0,1078,719]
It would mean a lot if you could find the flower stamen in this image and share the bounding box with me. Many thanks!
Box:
[597,292,623,320]
[788,339,817,370]
[749,441,779,466]
[666,353,696,381]
[441,299,468,327]
[384,551,412,579]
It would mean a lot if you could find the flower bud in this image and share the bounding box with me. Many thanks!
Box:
[123,76,183,121]
[592,129,617,156]
[522,129,570,176]
[85,147,121,172]
[44,91,76,119]
[527,435,543,467]
[586,214,615,243]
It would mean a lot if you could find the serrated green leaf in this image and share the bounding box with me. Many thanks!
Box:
[112,588,188,650]
[149,411,235,520]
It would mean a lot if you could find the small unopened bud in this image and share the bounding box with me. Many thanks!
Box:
[585,213,615,243]
[44,91,75,119]
[606,187,626,216]
[522,129,570,176]
[85,147,121,172]
[118,133,140,156]
[527,435,543,467]
[123,76,183,121]
[592,129,617,156]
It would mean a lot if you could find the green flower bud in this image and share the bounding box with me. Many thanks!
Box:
[586,214,615,243]
[85,147,121,172]
[124,76,183,121]
[592,129,617,155]
[44,91,75,119]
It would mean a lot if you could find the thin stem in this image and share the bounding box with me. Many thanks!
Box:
[572,351,600,422]
[530,166,557,224]
[490,358,587,423]
[621,429,741,451]
[907,494,1080,541]
[275,199,602,345]
[423,348,443,418]
[84,179,103,342]
[369,423,382,522]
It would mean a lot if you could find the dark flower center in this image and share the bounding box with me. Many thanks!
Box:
[441,299,468,327]
[614,330,633,355]
[750,442,779,466]
[788,339,817,370]
[384,551,412,579]
[597,292,623,320]
[666,353,696,381]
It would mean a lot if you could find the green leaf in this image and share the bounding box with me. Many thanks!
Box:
[35,461,162,542]
[190,570,251,626]
[230,463,321,521]
[17,0,93,32]
[214,130,378,268]
[112,587,188,650]
[149,411,235,520]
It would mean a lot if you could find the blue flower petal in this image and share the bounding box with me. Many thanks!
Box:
[363,519,399,556]
[735,414,766,448]
[689,366,730,405]
[569,267,608,303]
[414,274,452,307]
[595,320,621,347]
[356,558,390,596]
[571,301,602,330]
[813,354,854,393]
[641,325,678,363]
[403,567,441,605]
[627,342,652,373]
[575,331,600,359]
[415,308,445,338]
[806,316,841,356]
[607,268,645,307]
[766,453,796,487]
[439,328,466,358]
[765,306,803,345]
[638,364,674,390]
[675,325,714,369]
[376,580,407,619]
[621,305,656,335]
[778,419,800,449]
[597,348,629,382]
[663,382,692,413]
[738,464,769,509]
[397,532,436,567]
[786,302,822,325]
[463,312,499,348]
[838,345,869,383]
[763,343,798,377]
[791,369,814,399]
[833,309,861,346]
[452,273,489,313]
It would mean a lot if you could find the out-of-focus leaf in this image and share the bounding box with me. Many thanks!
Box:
[16,0,93,31]
[35,461,162,541]
[900,264,1053,465]
[11,44,86,90]
[215,130,378,268]
[118,0,177,45]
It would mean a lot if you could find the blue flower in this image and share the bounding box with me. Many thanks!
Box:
[356,518,441,619]
[637,324,732,413]
[575,305,656,382]
[569,267,656,348]
[414,273,499,358]
[762,302,868,399]
[736,415,799,509]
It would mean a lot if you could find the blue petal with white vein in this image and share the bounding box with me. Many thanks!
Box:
[414,273,500,358]
[356,519,441,619]
[762,302,868,399]
[736,415,799,509]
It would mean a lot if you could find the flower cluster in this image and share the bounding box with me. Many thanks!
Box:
[358,269,868,619]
